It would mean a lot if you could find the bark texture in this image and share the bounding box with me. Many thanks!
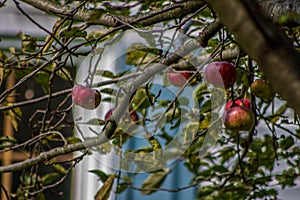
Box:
[258,0,300,25]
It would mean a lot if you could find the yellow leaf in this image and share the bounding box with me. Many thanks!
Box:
[141,169,171,195]
[94,174,115,200]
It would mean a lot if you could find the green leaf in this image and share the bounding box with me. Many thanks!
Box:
[101,97,115,103]
[78,118,105,126]
[56,67,72,82]
[95,70,115,78]
[67,136,81,144]
[89,170,109,183]
[220,146,235,164]
[280,136,294,150]
[200,100,212,114]
[136,31,156,47]
[165,107,181,122]
[131,87,153,109]
[250,139,263,153]
[100,88,116,95]
[198,186,215,198]
[52,163,68,174]
[46,134,63,142]
[125,43,159,66]
[16,187,26,200]
[40,173,61,185]
[141,169,171,195]
[102,3,130,16]
[253,176,272,185]
[116,182,128,194]
[96,142,112,154]
[212,165,228,173]
[87,30,106,40]
[0,1,6,8]
[194,83,209,97]
[4,105,22,131]
[94,174,115,200]
[156,127,170,141]
[124,148,165,171]
[19,33,37,52]
[278,12,300,26]
[35,192,45,200]
[0,136,18,148]
[158,100,171,107]
[183,122,198,143]
[34,71,50,94]
[60,26,87,38]
[148,136,162,151]
[268,103,288,124]
[276,169,297,189]
[198,114,211,131]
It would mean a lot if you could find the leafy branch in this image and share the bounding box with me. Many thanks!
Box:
[205,0,300,115]
[0,27,208,173]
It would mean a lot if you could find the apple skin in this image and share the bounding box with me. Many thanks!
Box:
[223,106,255,131]
[105,108,139,123]
[72,84,83,105]
[72,84,101,110]
[204,61,237,89]
[225,98,251,111]
[167,71,193,87]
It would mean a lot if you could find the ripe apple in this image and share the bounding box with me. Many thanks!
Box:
[105,108,139,124]
[72,84,101,110]
[223,106,255,131]
[167,70,200,87]
[225,98,251,111]
[204,61,237,89]
[250,79,275,102]
[72,84,83,105]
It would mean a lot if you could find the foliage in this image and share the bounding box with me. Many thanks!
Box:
[0,0,300,199]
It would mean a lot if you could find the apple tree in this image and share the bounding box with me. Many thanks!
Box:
[0,0,300,199]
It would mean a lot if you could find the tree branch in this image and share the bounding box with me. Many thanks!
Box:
[19,0,205,27]
[0,133,106,173]
[0,30,205,173]
[172,47,241,70]
[205,0,300,115]
[258,0,300,25]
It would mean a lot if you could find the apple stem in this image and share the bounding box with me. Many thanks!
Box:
[230,86,236,109]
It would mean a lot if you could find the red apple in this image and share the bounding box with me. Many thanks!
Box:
[72,84,101,110]
[105,108,139,123]
[72,84,83,105]
[104,109,113,121]
[167,71,193,87]
[167,70,201,87]
[223,106,255,131]
[225,98,251,111]
[204,61,237,89]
